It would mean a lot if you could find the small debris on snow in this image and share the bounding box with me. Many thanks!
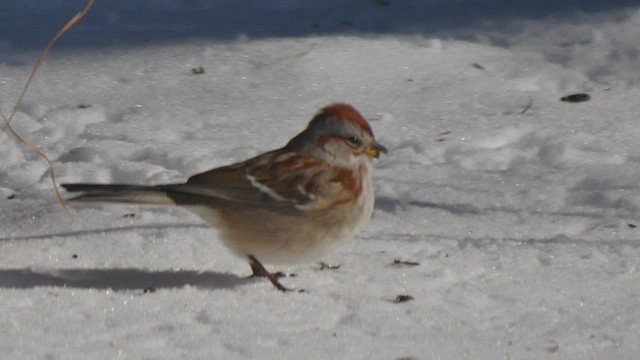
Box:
[391,295,415,303]
[390,259,420,267]
[560,93,590,103]
[191,67,205,75]
[317,262,341,270]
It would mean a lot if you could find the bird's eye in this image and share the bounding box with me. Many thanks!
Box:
[347,136,361,147]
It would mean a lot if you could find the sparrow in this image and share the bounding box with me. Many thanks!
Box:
[62,103,387,291]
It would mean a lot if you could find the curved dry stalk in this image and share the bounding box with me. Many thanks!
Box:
[5,0,95,125]
[0,111,67,210]
[1,0,95,211]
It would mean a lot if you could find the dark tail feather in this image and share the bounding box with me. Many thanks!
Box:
[61,183,177,205]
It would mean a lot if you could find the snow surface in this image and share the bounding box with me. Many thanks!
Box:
[2,1,640,359]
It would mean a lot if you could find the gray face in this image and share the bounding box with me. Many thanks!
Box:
[302,116,383,168]
[284,106,386,166]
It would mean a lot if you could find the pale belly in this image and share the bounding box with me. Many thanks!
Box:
[185,177,375,264]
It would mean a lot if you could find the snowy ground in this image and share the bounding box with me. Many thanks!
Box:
[1,1,640,359]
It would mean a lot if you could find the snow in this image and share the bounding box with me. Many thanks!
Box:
[2,1,640,359]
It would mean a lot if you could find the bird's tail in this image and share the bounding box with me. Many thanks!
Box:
[61,183,177,205]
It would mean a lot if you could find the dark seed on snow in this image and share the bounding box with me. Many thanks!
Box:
[191,67,205,75]
[393,295,414,303]
[560,93,590,103]
[391,259,420,266]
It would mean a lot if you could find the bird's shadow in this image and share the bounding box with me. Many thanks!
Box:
[0,219,283,291]
[0,268,249,291]
[0,222,252,291]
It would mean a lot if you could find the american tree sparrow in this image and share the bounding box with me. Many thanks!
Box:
[62,103,387,291]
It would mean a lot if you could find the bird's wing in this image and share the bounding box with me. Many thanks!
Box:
[172,149,361,211]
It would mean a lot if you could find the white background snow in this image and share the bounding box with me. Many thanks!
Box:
[1,1,640,359]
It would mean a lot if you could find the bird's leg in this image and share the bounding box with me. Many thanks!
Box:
[247,255,292,292]
[248,261,287,279]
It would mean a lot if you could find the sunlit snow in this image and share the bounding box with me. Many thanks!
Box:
[1,1,640,359]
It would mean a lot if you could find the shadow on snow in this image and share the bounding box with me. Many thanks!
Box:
[0,0,637,50]
[0,267,248,291]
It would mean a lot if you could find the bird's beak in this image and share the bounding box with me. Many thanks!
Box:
[366,142,388,158]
